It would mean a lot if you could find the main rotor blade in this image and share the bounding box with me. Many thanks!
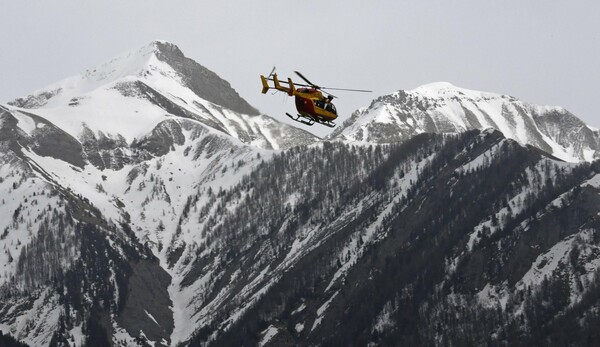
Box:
[321,87,372,93]
[321,90,338,99]
[294,71,319,88]
[265,78,312,88]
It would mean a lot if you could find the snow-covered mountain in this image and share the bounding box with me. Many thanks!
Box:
[8,40,317,152]
[1,42,600,347]
[0,41,317,346]
[330,82,599,162]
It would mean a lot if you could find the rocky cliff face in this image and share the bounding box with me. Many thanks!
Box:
[152,41,259,116]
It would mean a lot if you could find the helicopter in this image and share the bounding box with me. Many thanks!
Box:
[260,68,371,128]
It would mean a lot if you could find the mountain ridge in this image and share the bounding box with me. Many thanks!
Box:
[330,81,599,162]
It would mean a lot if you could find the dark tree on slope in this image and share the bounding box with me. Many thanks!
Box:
[0,331,30,347]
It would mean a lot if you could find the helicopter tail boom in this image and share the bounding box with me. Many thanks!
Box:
[260,73,295,96]
[273,74,295,96]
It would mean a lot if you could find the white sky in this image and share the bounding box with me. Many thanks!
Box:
[1,1,599,137]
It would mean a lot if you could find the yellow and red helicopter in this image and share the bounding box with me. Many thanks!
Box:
[260,68,371,128]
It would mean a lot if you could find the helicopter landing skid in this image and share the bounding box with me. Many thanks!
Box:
[286,113,336,128]
[287,113,314,126]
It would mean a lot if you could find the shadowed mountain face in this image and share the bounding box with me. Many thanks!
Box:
[1,42,600,346]
[153,41,260,116]
[0,105,85,168]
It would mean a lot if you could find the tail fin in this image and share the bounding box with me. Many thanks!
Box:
[260,75,269,94]
[286,78,295,96]
[273,73,283,91]
[273,74,296,96]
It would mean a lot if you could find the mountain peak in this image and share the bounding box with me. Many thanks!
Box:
[408,81,500,100]
[5,41,315,149]
[413,81,456,92]
[148,40,186,62]
[81,40,183,78]
[8,41,168,108]
[9,40,259,115]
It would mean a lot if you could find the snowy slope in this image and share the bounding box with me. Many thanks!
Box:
[1,102,272,346]
[331,82,599,162]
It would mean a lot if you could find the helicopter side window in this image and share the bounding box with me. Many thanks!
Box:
[326,103,337,114]
[315,100,325,109]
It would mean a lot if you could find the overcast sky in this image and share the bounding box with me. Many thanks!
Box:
[2,1,599,137]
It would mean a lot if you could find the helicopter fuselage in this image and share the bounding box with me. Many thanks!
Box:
[294,88,337,121]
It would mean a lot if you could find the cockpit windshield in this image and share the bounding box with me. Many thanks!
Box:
[315,100,337,115]
[325,103,337,115]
